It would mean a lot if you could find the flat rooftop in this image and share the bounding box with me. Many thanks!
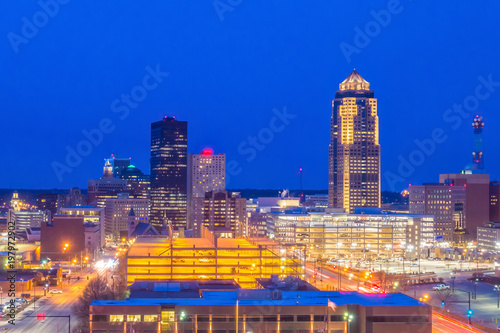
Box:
[128,236,262,257]
[92,290,425,307]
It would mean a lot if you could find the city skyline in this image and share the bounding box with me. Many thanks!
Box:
[2,2,500,191]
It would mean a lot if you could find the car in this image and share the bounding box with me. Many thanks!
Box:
[49,289,63,294]
[410,263,418,267]
[433,284,451,291]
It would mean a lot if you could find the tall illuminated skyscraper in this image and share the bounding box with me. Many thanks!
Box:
[328,70,380,212]
[150,117,188,229]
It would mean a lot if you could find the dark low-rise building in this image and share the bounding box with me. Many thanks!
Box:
[90,284,431,333]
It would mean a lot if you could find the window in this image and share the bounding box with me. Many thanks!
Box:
[110,315,124,322]
[297,315,310,322]
[144,315,158,322]
[280,315,294,322]
[127,315,141,322]
[92,315,107,322]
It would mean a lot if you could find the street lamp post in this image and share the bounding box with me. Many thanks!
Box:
[451,273,455,292]
[343,312,354,333]
[496,286,500,308]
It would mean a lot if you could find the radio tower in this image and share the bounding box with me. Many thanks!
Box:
[472,115,484,171]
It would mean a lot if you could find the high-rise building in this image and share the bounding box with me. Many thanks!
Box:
[150,117,188,229]
[120,165,150,199]
[104,193,149,240]
[192,190,246,237]
[328,70,380,212]
[187,149,226,228]
[87,178,127,207]
[409,183,466,243]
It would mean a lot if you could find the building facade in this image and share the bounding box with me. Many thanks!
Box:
[41,215,85,261]
[439,173,490,241]
[192,191,246,237]
[59,206,105,249]
[90,288,431,333]
[267,211,434,260]
[8,209,51,234]
[121,164,150,199]
[409,183,466,243]
[150,117,188,230]
[187,149,226,228]
[105,193,149,240]
[477,221,500,252]
[328,70,380,212]
[87,178,128,207]
[125,227,303,288]
[37,193,64,218]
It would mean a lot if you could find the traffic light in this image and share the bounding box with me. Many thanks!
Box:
[441,301,445,306]
[467,309,473,317]
[36,313,46,321]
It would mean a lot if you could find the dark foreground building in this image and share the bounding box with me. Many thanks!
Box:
[90,280,430,333]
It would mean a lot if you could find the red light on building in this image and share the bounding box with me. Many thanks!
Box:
[201,148,213,156]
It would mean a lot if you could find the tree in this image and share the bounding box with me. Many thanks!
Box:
[111,258,128,300]
[71,276,115,333]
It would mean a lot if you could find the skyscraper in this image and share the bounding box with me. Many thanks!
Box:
[150,117,188,229]
[328,70,380,212]
[187,149,226,228]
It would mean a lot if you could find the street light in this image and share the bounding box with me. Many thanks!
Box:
[450,273,455,292]
[344,312,354,333]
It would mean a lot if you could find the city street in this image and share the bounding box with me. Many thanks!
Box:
[407,276,500,331]
[0,259,116,333]
[306,262,494,332]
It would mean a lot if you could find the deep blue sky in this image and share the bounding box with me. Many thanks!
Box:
[2,1,500,191]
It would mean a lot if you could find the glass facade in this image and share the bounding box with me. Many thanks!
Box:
[150,117,188,229]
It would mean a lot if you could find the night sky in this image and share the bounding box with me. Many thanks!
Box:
[2,1,500,191]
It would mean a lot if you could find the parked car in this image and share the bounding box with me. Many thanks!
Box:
[433,284,451,291]
[49,289,63,294]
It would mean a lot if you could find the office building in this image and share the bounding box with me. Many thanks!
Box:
[105,193,149,240]
[267,211,434,260]
[477,221,500,252]
[329,70,381,212]
[65,187,86,207]
[187,149,225,228]
[87,177,127,207]
[8,209,50,234]
[305,194,328,209]
[90,282,431,333]
[409,183,466,243]
[120,164,150,199]
[439,173,490,241]
[490,181,500,221]
[59,206,105,248]
[192,190,246,237]
[125,227,303,288]
[150,117,188,229]
[37,193,64,218]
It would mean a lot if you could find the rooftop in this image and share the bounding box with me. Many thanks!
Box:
[339,70,370,91]
[92,290,424,307]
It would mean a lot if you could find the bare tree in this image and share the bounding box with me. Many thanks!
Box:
[71,276,115,333]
